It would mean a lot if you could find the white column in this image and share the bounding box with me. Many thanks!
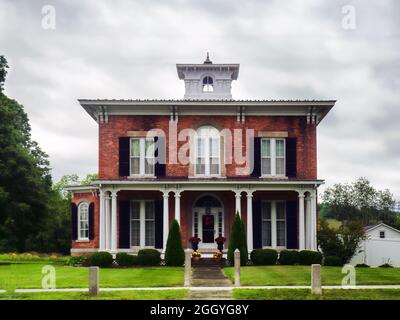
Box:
[110,190,118,252]
[246,191,253,253]
[99,190,105,250]
[105,194,111,250]
[235,191,241,216]
[310,190,317,250]
[163,191,170,252]
[305,195,311,249]
[175,191,181,225]
[298,192,305,250]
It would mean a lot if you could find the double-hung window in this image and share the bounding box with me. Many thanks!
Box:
[195,126,220,176]
[130,200,155,247]
[130,138,154,176]
[261,138,285,176]
[78,202,89,240]
[261,201,286,248]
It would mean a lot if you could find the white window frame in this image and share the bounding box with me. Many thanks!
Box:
[130,200,155,248]
[261,138,286,177]
[194,127,220,177]
[78,202,89,241]
[129,137,155,177]
[261,201,287,249]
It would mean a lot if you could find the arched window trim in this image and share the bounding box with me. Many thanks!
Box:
[202,75,214,92]
[78,202,89,240]
[194,125,220,176]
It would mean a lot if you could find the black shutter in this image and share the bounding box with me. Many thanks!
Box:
[286,138,297,178]
[71,203,78,240]
[154,200,163,249]
[154,136,166,177]
[119,200,131,249]
[88,202,95,240]
[286,200,298,249]
[252,200,262,249]
[251,137,261,177]
[119,137,130,177]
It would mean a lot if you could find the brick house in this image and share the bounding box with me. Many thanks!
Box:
[67,55,335,256]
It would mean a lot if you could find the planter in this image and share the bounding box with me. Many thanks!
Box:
[191,242,199,251]
[217,243,224,252]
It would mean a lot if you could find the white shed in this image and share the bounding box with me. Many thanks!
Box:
[351,223,400,267]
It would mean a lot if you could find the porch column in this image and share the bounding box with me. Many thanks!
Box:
[305,194,312,249]
[110,190,118,252]
[175,191,181,225]
[235,191,241,216]
[105,194,111,250]
[99,190,105,250]
[310,190,317,250]
[298,192,305,250]
[163,191,170,252]
[246,191,254,253]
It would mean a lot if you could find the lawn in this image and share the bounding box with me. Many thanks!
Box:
[224,266,400,286]
[233,289,400,300]
[0,263,184,290]
[0,290,188,300]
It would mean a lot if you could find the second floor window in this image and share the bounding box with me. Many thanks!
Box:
[261,138,285,176]
[130,138,154,176]
[195,126,220,176]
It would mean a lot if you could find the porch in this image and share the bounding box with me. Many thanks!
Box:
[95,180,319,255]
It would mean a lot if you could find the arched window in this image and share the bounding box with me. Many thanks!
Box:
[78,202,89,240]
[195,125,220,176]
[202,76,214,92]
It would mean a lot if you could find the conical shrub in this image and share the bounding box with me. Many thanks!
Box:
[227,212,248,265]
[164,219,185,266]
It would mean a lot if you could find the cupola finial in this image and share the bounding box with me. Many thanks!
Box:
[204,52,212,64]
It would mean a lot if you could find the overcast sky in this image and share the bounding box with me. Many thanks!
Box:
[1,0,399,200]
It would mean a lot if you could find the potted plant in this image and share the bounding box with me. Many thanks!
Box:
[215,236,226,252]
[213,251,223,260]
[189,236,201,251]
[192,251,201,261]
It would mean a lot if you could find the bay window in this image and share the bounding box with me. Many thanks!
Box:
[261,138,285,176]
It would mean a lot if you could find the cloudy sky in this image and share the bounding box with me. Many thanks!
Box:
[1,0,399,199]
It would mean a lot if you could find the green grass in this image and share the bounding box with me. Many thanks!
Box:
[0,290,188,300]
[0,263,184,290]
[224,266,400,286]
[233,289,400,300]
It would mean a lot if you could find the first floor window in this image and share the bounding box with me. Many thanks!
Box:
[130,138,154,176]
[78,202,89,240]
[130,201,155,247]
[261,201,286,248]
[261,138,285,176]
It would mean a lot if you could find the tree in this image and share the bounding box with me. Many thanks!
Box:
[227,213,248,266]
[318,219,366,264]
[164,219,185,266]
[0,56,8,94]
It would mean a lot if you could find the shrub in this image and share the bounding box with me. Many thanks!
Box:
[116,253,138,267]
[68,256,87,266]
[278,250,299,265]
[298,250,323,265]
[379,263,394,268]
[227,213,248,266]
[250,249,278,265]
[324,256,343,266]
[89,252,113,268]
[355,263,370,268]
[165,219,185,266]
[137,249,161,266]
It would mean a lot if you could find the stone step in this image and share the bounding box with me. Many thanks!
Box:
[187,289,232,300]
[191,279,232,287]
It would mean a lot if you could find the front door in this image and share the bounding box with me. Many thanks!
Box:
[202,214,215,243]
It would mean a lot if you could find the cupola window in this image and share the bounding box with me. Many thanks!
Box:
[202,76,214,92]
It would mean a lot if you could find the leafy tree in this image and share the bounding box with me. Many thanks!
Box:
[318,219,366,264]
[227,213,248,266]
[0,56,8,94]
[164,219,185,266]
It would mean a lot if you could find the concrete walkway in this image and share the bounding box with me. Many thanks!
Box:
[5,284,400,294]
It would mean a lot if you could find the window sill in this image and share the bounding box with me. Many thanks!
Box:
[76,239,90,243]
[260,175,288,179]
[190,175,224,179]
[128,175,156,179]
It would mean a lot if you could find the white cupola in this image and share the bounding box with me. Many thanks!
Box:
[176,53,240,100]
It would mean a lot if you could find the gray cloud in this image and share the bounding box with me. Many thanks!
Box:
[0,0,399,199]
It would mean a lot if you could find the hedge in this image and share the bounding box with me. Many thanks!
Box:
[250,249,278,265]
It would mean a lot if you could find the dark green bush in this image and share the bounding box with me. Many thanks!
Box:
[278,250,299,265]
[250,249,278,265]
[165,220,185,266]
[89,252,113,268]
[116,253,138,267]
[227,213,248,266]
[68,256,87,266]
[298,250,323,265]
[355,263,370,268]
[324,256,343,266]
[379,263,394,268]
[137,249,161,266]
